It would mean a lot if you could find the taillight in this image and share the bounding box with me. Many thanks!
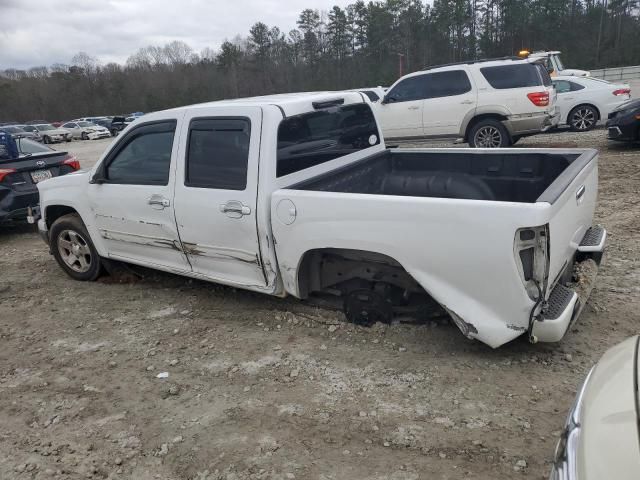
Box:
[0,168,17,182]
[527,91,550,107]
[63,155,80,171]
[612,88,631,96]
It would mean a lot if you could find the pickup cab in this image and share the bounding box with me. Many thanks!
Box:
[34,92,606,348]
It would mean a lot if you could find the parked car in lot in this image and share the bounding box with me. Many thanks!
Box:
[33,92,605,348]
[552,76,631,131]
[26,124,72,144]
[61,121,111,140]
[373,57,558,147]
[0,131,79,224]
[550,336,639,480]
[1,125,41,141]
[606,98,640,144]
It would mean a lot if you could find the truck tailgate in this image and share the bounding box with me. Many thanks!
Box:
[538,149,599,293]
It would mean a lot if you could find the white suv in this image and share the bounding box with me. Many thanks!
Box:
[374,58,558,147]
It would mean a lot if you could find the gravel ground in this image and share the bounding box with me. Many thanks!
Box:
[1,129,639,480]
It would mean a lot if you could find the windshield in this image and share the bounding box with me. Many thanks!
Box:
[36,124,55,131]
[78,121,95,127]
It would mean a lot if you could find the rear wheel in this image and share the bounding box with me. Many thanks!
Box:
[568,105,598,131]
[50,214,102,281]
[469,119,511,148]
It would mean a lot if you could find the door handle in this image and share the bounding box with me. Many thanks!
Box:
[407,105,420,110]
[148,195,170,208]
[460,100,474,105]
[219,200,251,218]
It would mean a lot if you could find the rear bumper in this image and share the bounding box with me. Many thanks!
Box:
[0,187,39,223]
[532,226,606,343]
[504,111,558,137]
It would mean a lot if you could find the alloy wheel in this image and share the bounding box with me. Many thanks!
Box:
[57,229,92,273]
[570,108,596,131]
[474,126,503,148]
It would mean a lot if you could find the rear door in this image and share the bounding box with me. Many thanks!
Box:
[376,74,428,138]
[87,118,191,272]
[172,106,266,289]
[422,69,476,135]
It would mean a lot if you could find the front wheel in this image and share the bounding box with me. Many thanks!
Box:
[43,135,50,144]
[81,132,88,140]
[568,105,598,131]
[50,214,102,281]
[468,120,511,148]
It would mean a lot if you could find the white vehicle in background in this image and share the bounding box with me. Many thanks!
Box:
[62,121,111,140]
[30,124,72,144]
[523,50,591,77]
[552,76,632,131]
[373,57,558,147]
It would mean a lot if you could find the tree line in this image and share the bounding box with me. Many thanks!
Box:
[1,0,639,122]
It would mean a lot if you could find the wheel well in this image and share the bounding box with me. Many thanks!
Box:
[296,248,423,299]
[45,205,78,229]
[464,114,508,141]
[570,103,601,120]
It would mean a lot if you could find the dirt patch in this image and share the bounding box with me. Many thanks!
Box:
[1,129,639,479]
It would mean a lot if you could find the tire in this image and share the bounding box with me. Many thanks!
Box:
[468,119,511,148]
[81,132,88,140]
[50,213,102,281]
[43,135,50,144]
[568,105,598,132]
[110,129,117,137]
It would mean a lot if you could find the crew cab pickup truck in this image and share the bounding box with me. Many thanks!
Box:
[34,92,606,348]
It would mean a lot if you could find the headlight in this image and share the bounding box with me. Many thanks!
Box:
[550,367,594,480]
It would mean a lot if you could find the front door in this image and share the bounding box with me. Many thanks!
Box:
[376,73,428,139]
[172,106,266,289]
[87,118,191,272]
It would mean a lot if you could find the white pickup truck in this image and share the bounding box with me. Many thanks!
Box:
[33,92,606,348]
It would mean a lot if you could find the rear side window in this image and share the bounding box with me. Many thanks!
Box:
[535,63,552,86]
[480,64,542,89]
[277,103,380,177]
[424,70,472,98]
[185,118,250,190]
[105,121,176,185]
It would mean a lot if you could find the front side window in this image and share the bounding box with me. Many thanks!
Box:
[385,75,427,103]
[63,123,76,128]
[105,121,176,185]
[277,103,380,177]
[481,64,542,89]
[424,70,472,98]
[568,81,585,91]
[185,118,250,190]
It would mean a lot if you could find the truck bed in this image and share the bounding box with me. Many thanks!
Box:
[291,148,593,204]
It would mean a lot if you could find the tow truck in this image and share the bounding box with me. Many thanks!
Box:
[518,50,590,77]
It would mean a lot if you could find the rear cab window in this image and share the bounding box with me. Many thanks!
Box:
[276,103,380,177]
[480,63,543,89]
[185,118,250,190]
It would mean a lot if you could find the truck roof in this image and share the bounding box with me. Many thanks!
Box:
[165,91,367,118]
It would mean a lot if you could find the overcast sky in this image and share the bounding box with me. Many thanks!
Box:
[0,0,353,70]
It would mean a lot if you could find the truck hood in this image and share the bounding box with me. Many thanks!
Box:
[577,336,640,480]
